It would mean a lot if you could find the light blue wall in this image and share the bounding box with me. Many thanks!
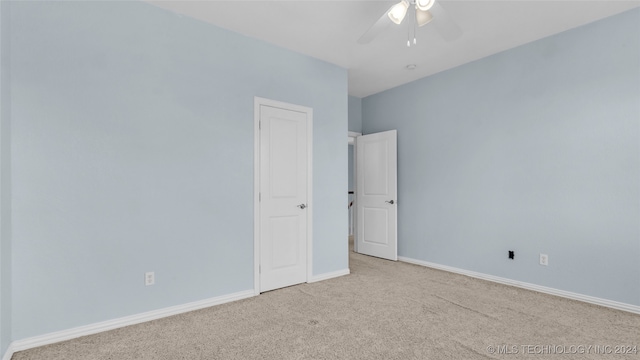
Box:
[348,95,362,133]
[10,0,347,340]
[362,8,640,306]
[0,0,12,355]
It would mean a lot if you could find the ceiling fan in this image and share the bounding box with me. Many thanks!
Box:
[357,0,462,46]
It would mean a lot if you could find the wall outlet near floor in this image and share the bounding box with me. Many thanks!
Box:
[145,271,155,286]
[539,254,549,266]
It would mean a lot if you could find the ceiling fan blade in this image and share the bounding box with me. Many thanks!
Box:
[429,2,462,41]
[357,5,395,45]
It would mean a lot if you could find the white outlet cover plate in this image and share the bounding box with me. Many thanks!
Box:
[145,272,155,286]
[539,254,549,266]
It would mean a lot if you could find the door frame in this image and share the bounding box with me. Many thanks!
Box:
[253,96,313,295]
[348,132,361,252]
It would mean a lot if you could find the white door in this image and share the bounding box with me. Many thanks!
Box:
[259,104,309,292]
[356,130,397,261]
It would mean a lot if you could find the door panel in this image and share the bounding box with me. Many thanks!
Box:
[363,141,389,195]
[259,104,308,292]
[356,130,397,261]
[269,216,300,269]
[362,208,389,245]
[270,118,299,198]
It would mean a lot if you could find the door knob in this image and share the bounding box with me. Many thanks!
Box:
[297,204,307,209]
[385,200,395,205]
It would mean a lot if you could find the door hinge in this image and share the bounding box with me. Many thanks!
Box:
[259,265,261,274]
[259,192,261,201]
[259,121,261,130]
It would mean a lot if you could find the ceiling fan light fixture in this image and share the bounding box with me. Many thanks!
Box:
[416,9,433,27]
[388,0,409,25]
[416,0,436,11]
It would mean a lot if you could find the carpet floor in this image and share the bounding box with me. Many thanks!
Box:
[13,242,640,360]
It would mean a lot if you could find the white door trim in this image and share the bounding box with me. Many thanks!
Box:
[254,97,313,295]
[348,131,361,145]
[347,132,361,251]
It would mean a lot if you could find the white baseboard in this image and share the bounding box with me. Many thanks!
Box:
[8,271,351,356]
[308,268,350,283]
[398,256,640,315]
[2,343,14,360]
[11,289,255,353]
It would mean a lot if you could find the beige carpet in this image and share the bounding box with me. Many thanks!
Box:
[13,241,640,360]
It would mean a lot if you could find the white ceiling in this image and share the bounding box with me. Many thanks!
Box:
[147,0,640,98]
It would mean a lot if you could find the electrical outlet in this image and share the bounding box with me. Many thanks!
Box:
[539,254,548,266]
[145,272,155,286]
